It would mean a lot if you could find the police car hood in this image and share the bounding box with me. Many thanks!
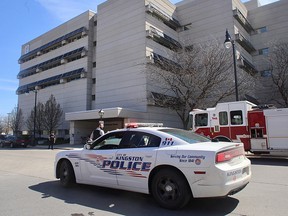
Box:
[55,148,83,159]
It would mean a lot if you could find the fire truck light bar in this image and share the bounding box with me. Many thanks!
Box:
[252,104,276,109]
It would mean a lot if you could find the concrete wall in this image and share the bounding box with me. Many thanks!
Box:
[95,0,147,111]
[249,0,288,104]
[18,11,95,134]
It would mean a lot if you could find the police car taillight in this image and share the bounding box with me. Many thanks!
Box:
[216,147,244,163]
[125,123,163,128]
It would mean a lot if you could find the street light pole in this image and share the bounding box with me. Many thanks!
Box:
[33,86,39,146]
[224,29,239,101]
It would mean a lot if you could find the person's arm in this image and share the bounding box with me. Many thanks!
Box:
[89,131,94,141]
[100,130,105,136]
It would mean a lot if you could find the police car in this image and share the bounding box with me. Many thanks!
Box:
[54,123,251,209]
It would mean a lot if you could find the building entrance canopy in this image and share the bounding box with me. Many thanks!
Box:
[65,107,146,121]
[65,107,147,145]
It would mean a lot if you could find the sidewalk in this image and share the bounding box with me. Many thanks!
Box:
[31,143,84,150]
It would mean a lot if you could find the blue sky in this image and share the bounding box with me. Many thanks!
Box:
[0,0,278,116]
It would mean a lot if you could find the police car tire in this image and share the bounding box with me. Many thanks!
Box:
[151,168,191,209]
[59,160,75,187]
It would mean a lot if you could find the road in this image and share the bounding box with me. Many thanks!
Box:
[0,147,287,216]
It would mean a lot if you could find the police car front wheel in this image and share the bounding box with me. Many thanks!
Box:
[59,160,75,187]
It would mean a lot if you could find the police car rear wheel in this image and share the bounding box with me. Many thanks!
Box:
[151,168,191,209]
[59,160,75,187]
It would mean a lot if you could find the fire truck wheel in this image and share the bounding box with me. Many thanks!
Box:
[214,137,231,142]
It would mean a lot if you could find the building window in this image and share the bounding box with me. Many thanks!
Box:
[185,45,193,51]
[92,78,96,84]
[256,26,267,34]
[92,95,95,101]
[17,68,85,94]
[93,41,97,46]
[259,48,269,55]
[183,23,192,31]
[219,111,228,125]
[260,70,272,77]
[24,44,30,54]
[19,27,87,64]
[18,47,86,79]
[93,62,96,68]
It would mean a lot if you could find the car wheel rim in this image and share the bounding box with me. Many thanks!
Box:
[62,166,68,179]
[157,178,179,201]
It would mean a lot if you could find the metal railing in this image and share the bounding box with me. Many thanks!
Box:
[233,9,254,33]
[235,33,256,53]
[146,3,180,30]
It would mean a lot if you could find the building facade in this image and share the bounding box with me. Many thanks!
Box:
[17,0,288,144]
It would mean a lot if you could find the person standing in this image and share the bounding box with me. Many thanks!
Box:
[90,122,105,141]
[48,132,56,150]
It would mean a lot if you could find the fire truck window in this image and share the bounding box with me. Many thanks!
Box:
[251,128,263,138]
[188,114,193,129]
[230,110,243,125]
[251,129,256,138]
[219,112,228,125]
[195,113,208,126]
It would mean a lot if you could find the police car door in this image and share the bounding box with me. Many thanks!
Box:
[116,131,161,191]
[80,131,125,186]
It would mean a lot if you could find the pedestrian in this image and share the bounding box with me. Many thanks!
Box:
[90,122,105,141]
[48,132,56,150]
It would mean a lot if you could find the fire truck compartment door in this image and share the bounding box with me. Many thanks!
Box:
[251,138,267,150]
[264,109,288,149]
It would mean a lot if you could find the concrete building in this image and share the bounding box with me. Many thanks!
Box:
[17,0,288,144]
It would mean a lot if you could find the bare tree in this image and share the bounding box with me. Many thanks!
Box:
[0,115,5,134]
[43,95,63,134]
[10,107,24,136]
[268,42,288,107]
[26,102,45,137]
[147,39,256,128]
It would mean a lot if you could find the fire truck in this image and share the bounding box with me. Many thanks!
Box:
[189,101,288,156]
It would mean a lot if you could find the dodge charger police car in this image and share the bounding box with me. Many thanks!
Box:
[54,125,251,209]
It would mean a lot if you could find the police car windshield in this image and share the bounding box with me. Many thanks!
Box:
[159,129,210,144]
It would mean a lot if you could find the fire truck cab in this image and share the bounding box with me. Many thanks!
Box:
[189,101,288,156]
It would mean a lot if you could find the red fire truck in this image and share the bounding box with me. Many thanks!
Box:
[189,101,288,156]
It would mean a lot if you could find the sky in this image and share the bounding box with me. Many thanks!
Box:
[0,0,278,117]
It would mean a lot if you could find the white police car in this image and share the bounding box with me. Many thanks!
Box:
[54,124,251,209]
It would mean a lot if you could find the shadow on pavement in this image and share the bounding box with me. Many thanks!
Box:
[249,157,288,167]
[29,181,239,216]
[0,143,84,151]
